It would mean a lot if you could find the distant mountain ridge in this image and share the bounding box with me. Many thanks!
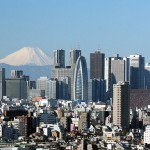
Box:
[0,47,53,66]
[0,63,51,81]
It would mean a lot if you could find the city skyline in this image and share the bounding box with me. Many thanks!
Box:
[1,1,150,63]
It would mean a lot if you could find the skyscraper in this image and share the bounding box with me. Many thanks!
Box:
[6,78,27,99]
[129,54,145,89]
[73,56,88,100]
[0,68,5,99]
[69,49,81,68]
[11,70,23,78]
[51,67,73,99]
[92,79,106,102]
[113,81,130,128]
[53,49,65,68]
[145,63,150,89]
[105,54,129,98]
[57,77,69,100]
[111,55,129,85]
[37,77,49,96]
[46,79,57,99]
[90,50,105,79]
[51,49,81,99]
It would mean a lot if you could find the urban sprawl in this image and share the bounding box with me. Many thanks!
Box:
[0,49,150,149]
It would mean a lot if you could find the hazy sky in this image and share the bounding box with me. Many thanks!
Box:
[0,0,150,64]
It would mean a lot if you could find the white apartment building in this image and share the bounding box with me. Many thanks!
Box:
[144,125,150,144]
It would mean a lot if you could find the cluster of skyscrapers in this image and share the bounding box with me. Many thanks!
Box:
[0,49,149,129]
[35,49,146,129]
[35,49,147,104]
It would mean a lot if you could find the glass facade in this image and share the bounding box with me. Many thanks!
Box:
[74,56,88,100]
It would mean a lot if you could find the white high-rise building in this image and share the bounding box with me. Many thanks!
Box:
[113,81,130,128]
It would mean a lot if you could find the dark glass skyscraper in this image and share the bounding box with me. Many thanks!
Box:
[0,68,5,99]
[129,54,145,89]
[92,79,106,102]
[90,50,105,79]
[53,49,65,68]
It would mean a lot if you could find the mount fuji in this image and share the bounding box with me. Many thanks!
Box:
[0,47,53,66]
[0,47,53,80]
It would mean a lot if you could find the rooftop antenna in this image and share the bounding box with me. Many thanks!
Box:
[97,43,101,51]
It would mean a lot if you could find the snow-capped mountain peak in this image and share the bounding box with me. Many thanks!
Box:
[0,47,53,66]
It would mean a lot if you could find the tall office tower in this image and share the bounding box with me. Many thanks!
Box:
[90,50,105,79]
[92,79,106,103]
[46,77,69,100]
[145,63,150,89]
[105,54,129,98]
[69,49,81,68]
[113,81,130,129]
[73,56,88,100]
[37,77,48,96]
[0,68,5,99]
[6,78,27,99]
[129,54,145,89]
[46,79,57,99]
[111,55,128,85]
[53,49,65,68]
[52,49,81,100]
[11,70,23,78]
[57,77,69,100]
[51,67,73,99]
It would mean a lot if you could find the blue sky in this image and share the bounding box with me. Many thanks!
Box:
[0,0,150,65]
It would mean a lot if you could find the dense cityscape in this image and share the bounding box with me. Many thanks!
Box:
[0,48,150,149]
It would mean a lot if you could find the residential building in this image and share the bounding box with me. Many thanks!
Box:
[113,81,130,128]
[78,112,90,130]
[144,125,150,144]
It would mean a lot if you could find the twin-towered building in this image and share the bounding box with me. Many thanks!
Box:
[51,49,88,100]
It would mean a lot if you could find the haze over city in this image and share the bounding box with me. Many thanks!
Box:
[1,0,150,63]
